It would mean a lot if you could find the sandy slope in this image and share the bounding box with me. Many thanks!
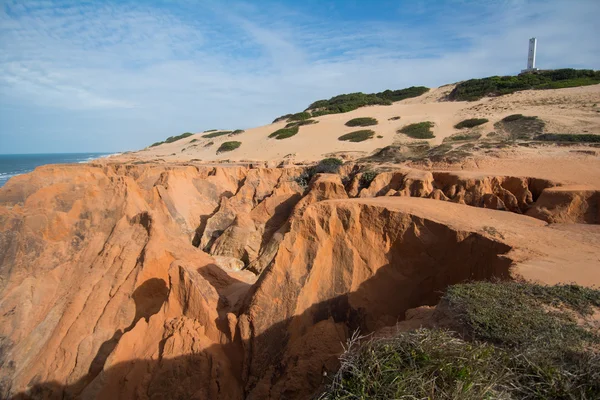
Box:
[117,84,600,167]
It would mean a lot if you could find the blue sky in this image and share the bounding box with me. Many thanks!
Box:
[0,0,598,154]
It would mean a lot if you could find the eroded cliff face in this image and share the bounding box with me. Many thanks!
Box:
[1,163,599,399]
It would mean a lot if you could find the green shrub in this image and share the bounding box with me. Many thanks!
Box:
[230,129,245,135]
[495,115,545,140]
[272,114,293,123]
[285,119,318,128]
[321,282,600,400]
[204,141,214,147]
[287,112,311,122]
[202,130,232,138]
[204,129,217,132]
[449,69,600,101]
[536,133,600,143]
[307,92,391,116]
[189,139,198,143]
[216,141,241,153]
[444,131,482,142]
[501,114,537,122]
[269,126,299,140]
[398,122,435,139]
[377,135,383,138]
[314,158,343,173]
[345,117,378,127]
[376,86,429,102]
[338,130,375,142]
[359,170,378,187]
[454,118,489,129]
[164,132,193,143]
[149,142,163,148]
[388,116,401,121]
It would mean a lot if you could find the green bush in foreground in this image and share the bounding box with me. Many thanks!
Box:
[397,122,435,139]
[269,126,299,140]
[338,130,375,142]
[345,117,378,127]
[216,141,241,153]
[322,282,600,400]
[454,118,488,129]
[536,133,600,143]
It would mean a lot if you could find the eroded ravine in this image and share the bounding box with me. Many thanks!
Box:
[1,163,599,399]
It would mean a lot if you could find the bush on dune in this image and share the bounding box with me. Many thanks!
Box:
[269,126,299,140]
[345,117,378,127]
[216,141,241,153]
[202,131,232,138]
[454,118,488,129]
[398,122,435,139]
[449,69,600,101]
[338,130,375,142]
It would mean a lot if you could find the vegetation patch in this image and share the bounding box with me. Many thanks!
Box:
[345,117,378,127]
[294,158,344,188]
[149,132,194,147]
[322,282,600,400]
[398,122,435,139]
[444,131,482,142]
[216,141,241,153]
[287,112,311,122]
[230,129,245,135]
[285,119,318,128]
[338,130,375,142]
[202,130,232,138]
[449,69,600,101]
[203,129,218,132]
[269,126,299,140]
[376,86,429,102]
[273,114,293,123]
[494,115,545,140]
[454,118,488,129]
[388,116,401,121]
[536,133,600,143]
[204,141,214,147]
[359,170,378,188]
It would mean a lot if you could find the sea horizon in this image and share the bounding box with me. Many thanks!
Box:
[0,152,116,188]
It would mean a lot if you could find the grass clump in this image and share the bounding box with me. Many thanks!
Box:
[203,129,218,132]
[338,130,375,142]
[536,133,600,143]
[449,69,600,101]
[216,141,241,153]
[376,86,429,102]
[398,122,435,139]
[285,119,318,128]
[149,132,194,147]
[444,131,482,142]
[287,112,311,122]
[322,282,600,400]
[388,116,401,121]
[495,115,545,140]
[345,117,378,127]
[202,130,232,138]
[294,158,344,188]
[454,118,488,129]
[230,129,245,135]
[359,170,378,187]
[269,126,299,140]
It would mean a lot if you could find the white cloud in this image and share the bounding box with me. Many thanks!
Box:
[0,0,598,153]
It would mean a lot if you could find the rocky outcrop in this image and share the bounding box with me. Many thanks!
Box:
[526,186,600,223]
[0,163,599,399]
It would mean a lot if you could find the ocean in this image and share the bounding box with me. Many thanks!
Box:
[0,153,112,188]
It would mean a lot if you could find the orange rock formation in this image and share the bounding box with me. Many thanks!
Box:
[1,162,599,399]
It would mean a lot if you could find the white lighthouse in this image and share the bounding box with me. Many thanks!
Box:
[521,38,539,73]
